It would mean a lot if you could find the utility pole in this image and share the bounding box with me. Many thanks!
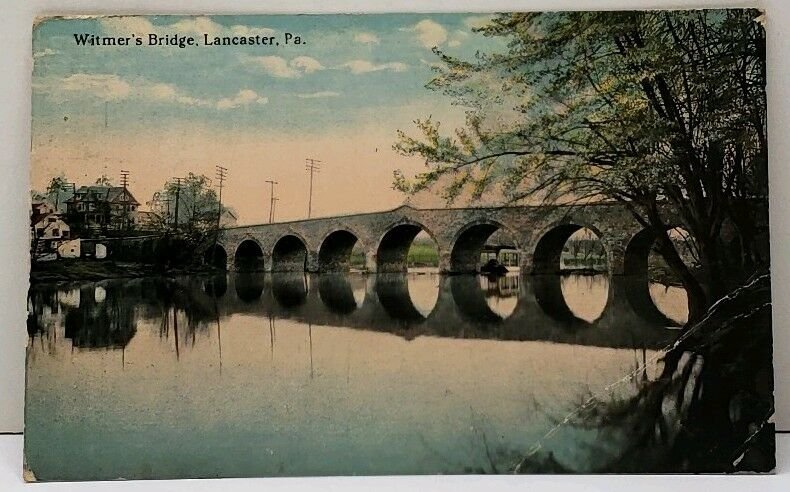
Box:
[305,158,321,218]
[265,179,278,223]
[171,177,183,230]
[272,197,279,222]
[215,165,228,230]
[120,170,130,233]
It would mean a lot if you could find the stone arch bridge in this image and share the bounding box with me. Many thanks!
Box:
[210,203,672,277]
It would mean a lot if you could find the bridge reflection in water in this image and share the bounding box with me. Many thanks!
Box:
[28,271,686,352]
[25,270,690,479]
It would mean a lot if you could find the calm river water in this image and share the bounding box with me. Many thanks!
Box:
[25,272,687,480]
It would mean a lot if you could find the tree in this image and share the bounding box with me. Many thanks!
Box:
[149,173,230,234]
[46,174,71,212]
[394,10,767,322]
[95,174,113,186]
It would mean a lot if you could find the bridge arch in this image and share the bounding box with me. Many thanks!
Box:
[375,220,440,273]
[234,237,265,271]
[318,229,365,272]
[272,233,309,272]
[204,243,228,269]
[531,220,607,275]
[450,220,522,273]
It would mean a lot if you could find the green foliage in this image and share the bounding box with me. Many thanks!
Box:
[395,10,768,311]
[396,10,766,208]
[95,174,113,186]
[149,173,229,234]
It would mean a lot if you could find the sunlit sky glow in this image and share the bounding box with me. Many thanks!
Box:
[31,14,504,224]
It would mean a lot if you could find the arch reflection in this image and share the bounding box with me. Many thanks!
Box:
[449,275,511,323]
[233,272,264,303]
[272,273,309,309]
[202,274,227,298]
[318,273,365,315]
[375,273,430,322]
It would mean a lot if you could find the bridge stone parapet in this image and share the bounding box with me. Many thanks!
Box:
[216,203,675,276]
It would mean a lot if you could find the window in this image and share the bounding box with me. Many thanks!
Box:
[52,228,59,236]
[63,230,69,238]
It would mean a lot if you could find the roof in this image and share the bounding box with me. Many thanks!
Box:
[67,186,140,205]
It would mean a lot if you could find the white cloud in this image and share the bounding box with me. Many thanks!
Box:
[354,32,380,44]
[290,56,325,74]
[55,74,132,101]
[168,16,224,36]
[229,24,276,37]
[99,16,156,37]
[34,72,267,111]
[296,91,340,99]
[216,89,268,109]
[463,15,493,29]
[340,60,408,74]
[244,55,324,78]
[401,19,447,49]
[33,48,58,59]
[146,82,207,106]
[447,30,469,48]
[100,16,275,39]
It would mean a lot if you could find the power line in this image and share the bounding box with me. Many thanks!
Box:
[266,179,278,224]
[305,158,321,219]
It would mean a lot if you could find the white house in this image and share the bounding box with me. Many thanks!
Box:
[34,214,71,242]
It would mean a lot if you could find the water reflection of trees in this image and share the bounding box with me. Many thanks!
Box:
[516,274,773,473]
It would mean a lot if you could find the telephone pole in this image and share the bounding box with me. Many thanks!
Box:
[305,158,321,218]
[272,197,279,222]
[265,179,278,223]
[171,177,183,230]
[215,165,228,229]
[120,170,130,232]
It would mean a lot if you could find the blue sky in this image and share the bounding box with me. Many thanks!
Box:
[31,14,505,223]
[32,14,501,133]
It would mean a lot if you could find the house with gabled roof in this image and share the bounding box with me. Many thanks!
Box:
[65,185,140,233]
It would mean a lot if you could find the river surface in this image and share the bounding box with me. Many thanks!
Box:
[25,271,688,480]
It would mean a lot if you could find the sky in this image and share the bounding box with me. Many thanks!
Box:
[31,14,505,224]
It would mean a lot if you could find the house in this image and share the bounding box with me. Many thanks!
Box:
[32,213,71,255]
[31,201,55,225]
[65,185,140,233]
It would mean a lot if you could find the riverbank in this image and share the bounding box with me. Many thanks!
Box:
[30,259,220,284]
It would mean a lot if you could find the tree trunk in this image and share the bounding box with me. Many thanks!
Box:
[653,227,709,324]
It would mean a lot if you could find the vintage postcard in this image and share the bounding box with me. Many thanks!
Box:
[25,11,773,480]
